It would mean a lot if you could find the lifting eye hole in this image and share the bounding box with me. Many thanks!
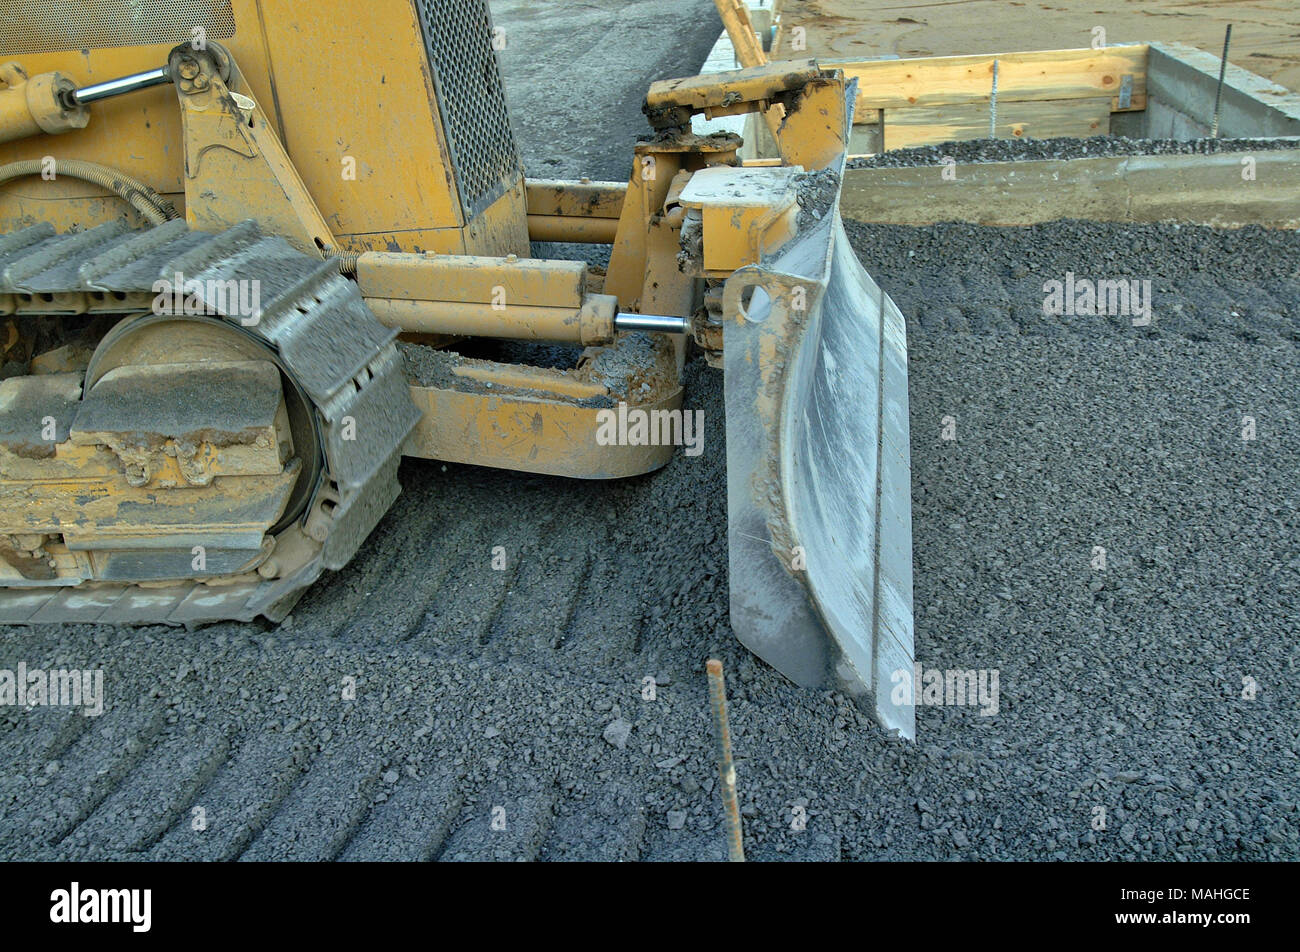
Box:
[737,284,770,324]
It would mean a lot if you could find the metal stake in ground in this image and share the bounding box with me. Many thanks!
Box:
[989,59,999,138]
[1212,24,1232,137]
[706,659,745,861]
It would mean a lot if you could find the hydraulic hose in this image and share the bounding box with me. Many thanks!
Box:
[0,158,179,224]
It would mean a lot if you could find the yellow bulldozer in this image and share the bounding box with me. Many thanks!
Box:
[0,0,915,735]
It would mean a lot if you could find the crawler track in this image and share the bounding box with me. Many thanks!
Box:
[0,220,419,624]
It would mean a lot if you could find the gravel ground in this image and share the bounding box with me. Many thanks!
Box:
[2,1,1298,862]
[491,0,722,181]
[3,218,1297,861]
[848,135,1300,169]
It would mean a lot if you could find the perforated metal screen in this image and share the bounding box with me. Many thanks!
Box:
[0,0,235,55]
[414,0,521,221]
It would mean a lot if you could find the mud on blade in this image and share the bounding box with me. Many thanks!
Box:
[723,211,914,738]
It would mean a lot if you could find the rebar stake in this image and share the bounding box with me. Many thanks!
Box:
[1212,24,1232,137]
[706,658,745,862]
[989,59,999,138]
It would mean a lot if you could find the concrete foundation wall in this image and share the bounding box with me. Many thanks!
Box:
[1142,43,1300,139]
[842,149,1300,228]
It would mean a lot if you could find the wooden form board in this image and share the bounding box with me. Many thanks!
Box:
[881,98,1111,150]
[837,46,1148,113]
[831,46,1148,151]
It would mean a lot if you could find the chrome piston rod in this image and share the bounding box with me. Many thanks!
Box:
[614,312,690,334]
[66,67,172,106]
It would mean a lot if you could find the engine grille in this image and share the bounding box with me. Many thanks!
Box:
[0,0,235,55]
[414,0,521,221]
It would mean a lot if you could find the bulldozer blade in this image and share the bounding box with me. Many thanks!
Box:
[722,210,914,738]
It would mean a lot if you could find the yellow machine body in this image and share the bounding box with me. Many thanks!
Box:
[0,0,528,255]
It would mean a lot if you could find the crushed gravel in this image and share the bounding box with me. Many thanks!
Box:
[848,135,1300,169]
[4,217,1295,861]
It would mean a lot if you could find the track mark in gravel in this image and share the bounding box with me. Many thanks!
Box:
[552,551,593,650]
[565,544,646,663]
[241,735,384,861]
[539,783,647,861]
[476,557,525,648]
[0,706,89,778]
[487,542,593,657]
[435,779,557,862]
[290,531,398,639]
[412,514,537,648]
[288,469,463,640]
[337,768,462,862]
[392,473,495,644]
[321,461,482,646]
[146,724,317,861]
[57,727,231,857]
[0,703,164,855]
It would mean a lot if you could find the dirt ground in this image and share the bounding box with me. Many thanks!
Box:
[773,0,1300,91]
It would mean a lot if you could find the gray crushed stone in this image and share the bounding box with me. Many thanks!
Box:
[794,168,841,228]
[849,135,1300,169]
[3,218,1296,862]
